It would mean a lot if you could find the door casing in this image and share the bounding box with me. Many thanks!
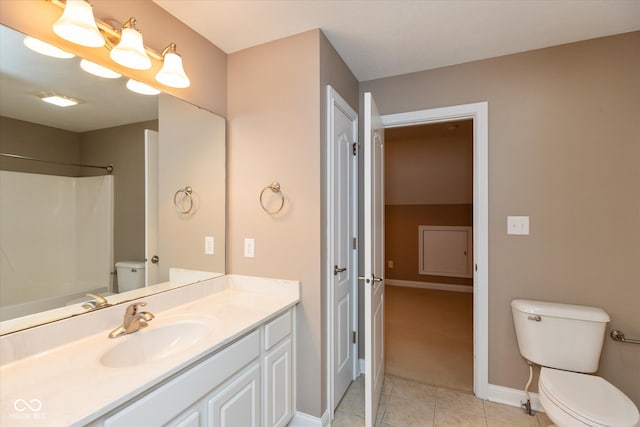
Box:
[381,101,489,399]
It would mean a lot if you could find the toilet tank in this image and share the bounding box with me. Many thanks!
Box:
[115,261,145,293]
[511,299,610,373]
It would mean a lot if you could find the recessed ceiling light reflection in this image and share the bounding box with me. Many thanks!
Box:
[80,59,121,79]
[23,36,74,59]
[126,79,160,95]
[39,93,79,107]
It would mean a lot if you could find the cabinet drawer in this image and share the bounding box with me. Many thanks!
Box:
[104,330,260,427]
[264,310,291,351]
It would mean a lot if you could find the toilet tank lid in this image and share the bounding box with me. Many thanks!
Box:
[511,299,610,322]
[115,261,145,269]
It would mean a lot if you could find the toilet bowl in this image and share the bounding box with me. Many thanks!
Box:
[511,299,639,427]
[538,367,638,427]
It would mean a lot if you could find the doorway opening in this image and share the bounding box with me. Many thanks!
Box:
[381,102,489,400]
[384,119,474,392]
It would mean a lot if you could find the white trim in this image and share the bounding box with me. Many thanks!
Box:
[325,85,359,419]
[381,101,489,399]
[289,409,331,427]
[487,384,544,413]
[386,279,473,293]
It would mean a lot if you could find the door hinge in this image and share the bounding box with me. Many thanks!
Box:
[352,331,357,344]
[352,142,358,156]
[352,237,357,250]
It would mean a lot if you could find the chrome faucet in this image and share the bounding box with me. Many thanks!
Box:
[108,302,155,339]
[82,293,111,311]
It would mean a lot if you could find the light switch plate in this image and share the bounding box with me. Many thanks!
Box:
[244,238,255,258]
[205,236,214,255]
[507,216,530,235]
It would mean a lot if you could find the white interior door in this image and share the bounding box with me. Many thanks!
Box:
[328,86,358,410]
[363,92,385,427]
[144,129,159,286]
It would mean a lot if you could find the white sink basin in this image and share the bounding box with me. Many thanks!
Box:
[100,316,215,368]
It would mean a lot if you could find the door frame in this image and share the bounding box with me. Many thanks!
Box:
[326,85,359,416]
[381,101,489,399]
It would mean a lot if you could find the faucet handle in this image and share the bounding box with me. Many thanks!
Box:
[124,301,148,317]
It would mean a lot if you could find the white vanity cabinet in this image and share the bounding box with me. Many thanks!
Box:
[97,308,294,427]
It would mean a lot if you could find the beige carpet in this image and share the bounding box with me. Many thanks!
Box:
[384,285,473,392]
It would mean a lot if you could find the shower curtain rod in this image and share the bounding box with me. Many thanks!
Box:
[0,153,113,174]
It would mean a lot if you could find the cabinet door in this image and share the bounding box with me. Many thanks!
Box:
[264,337,293,427]
[209,362,261,427]
[167,401,205,427]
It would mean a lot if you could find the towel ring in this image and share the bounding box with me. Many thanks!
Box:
[260,182,285,215]
[173,186,194,214]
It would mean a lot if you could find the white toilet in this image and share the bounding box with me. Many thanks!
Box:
[115,260,146,293]
[511,299,639,427]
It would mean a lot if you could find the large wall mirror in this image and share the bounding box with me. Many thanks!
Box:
[0,24,226,334]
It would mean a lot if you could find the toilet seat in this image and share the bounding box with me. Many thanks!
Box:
[539,367,640,427]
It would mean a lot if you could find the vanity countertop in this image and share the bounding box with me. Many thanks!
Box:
[0,275,299,427]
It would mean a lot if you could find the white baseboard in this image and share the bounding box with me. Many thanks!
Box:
[487,384,544,413]
[385,279,473,293]
[289,409,331,427]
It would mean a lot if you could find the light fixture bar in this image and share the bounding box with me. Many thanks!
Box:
[49,0,190,88]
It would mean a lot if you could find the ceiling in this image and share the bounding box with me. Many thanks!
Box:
[153,0,640,82]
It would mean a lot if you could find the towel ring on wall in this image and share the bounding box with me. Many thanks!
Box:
[173,186,194,214]
[260,181,285,215]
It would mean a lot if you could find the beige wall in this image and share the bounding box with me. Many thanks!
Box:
[385,121,473,205]
[0,116,81,176]
[361,31,640,404]
[228,29,358,418]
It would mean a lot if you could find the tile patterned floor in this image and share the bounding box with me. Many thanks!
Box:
[333,375,554,427]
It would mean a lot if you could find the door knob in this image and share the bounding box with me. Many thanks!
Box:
[151,255,159,264]
[334,265,347,276]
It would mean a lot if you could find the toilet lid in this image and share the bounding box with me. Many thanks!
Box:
[540,367,640,427]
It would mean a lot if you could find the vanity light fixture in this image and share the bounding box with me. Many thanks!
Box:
[155,43,190,88]
[80,59,121,79]
[109,18,151,70]
[39,92,79,107]
[50,0,191,89]
[126,79,161,96]
[52,0,104,48]
[23,36,74,59]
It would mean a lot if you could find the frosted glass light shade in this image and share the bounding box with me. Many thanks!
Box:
[126,79,160,95]
[80,59,121,79]
[53,0,104,48]
[155,51,190,88]
[24,36,75,59]
[110,27,151,70]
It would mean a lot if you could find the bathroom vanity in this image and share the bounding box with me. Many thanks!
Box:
[0,275,299,427]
